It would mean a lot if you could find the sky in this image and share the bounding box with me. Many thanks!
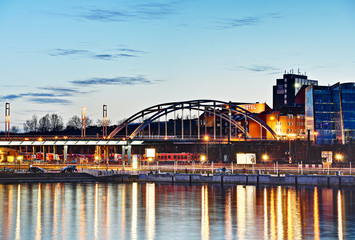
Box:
[1,0,355,131]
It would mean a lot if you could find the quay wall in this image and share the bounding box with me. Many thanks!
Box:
[136,173,355,187]
[0,173,96,183]
[2,172,355,187]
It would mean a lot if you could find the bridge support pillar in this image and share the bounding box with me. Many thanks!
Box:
[43,145,46,162]
[122,146,126,169]
[64,145,68,163]
[127,145,132,165]
[32,146,36,160]
[103,146,108,165]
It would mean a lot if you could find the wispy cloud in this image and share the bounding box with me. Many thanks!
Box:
[49,48,142,60]
[29,98,71,105]
[0,87,86,104]
[218,17,260,29]
[71,76,157,86]
[242,65,279,72]
[48,49,90,56]
[38,87,85,97]
[136,3,175,19]
[78,2,176,22]
[82,9,133,22]
[1,92,57,101]
[216,13,282,29]
[233,65,281,74]
[116,48,146,54]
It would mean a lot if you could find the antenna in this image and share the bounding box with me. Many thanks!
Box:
[81,107,86,138]
[5,103,10,137]
[103,105,108,137]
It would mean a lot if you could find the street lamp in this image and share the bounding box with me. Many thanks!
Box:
[335,154,343,161]
[204,135,209,162]
[262,154,268,162]
[314,131,318,144]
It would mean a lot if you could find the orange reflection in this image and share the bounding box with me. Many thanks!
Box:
[121,184,126,240]
[94,183,99,240]
[287,189,293,240]
[52,183,59,240]
[338,190,344,240]
[314,187,320,240]
[236,186,247,239]
[36,184,42,240]
[264,188,268,240]
[131,182,138,240]
[146,183,156,240]
[270,188,276,240]
[277,186,284,239]
[236,186,256,239]
[15,185,21,240]
[201,185,210,240]
[225,189,232,240]
[79,185,87,240]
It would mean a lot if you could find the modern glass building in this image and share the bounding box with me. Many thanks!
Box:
[305,83,355,144]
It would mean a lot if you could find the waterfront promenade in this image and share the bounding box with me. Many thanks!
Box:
[1,167,355,187]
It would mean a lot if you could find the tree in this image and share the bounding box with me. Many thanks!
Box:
[38,114,51,133]
[85,116,93,127]
[66,116,82,130]
[96,118,112,127]
[11,126,19,134]
[23,115,38,133]
[50,114,64,132]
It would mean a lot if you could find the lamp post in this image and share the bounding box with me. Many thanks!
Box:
[262,154,268,162]
[204,135,209,162]
[314,131,318,144]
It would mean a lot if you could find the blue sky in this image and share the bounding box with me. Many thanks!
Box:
[1,0,355,130]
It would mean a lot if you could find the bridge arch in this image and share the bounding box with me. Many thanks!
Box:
[108,100,278,140]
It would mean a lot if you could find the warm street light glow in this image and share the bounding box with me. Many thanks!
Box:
[38,137,43,141]
[200,155,206,162]
[262,154,269,161]
[270,116,275,121]
[314,131,318,136]
[204,135,209,141]
[335,154,343,161]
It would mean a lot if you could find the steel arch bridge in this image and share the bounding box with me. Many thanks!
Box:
[108,100,278,141]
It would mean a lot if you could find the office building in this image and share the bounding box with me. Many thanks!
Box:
[273,71,318,109]
[305,82,355,144]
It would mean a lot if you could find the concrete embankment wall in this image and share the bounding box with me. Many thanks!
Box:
[0,173,97,183]
[136,174,355,187]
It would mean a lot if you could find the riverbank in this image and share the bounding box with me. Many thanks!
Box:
[1,172,355,187]
[0,173,97,183]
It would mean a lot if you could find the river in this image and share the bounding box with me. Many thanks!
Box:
[0,183,354,239]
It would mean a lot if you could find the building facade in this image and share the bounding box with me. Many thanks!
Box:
[273,72,318,109]
[306,82,355,144]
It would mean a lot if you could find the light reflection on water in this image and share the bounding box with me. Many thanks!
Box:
[0,183,354,240]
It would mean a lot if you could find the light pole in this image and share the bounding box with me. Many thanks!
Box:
[204,135,209,162]
[314,131,318,144]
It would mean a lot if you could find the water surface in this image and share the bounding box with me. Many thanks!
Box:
[0,183,354,239]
